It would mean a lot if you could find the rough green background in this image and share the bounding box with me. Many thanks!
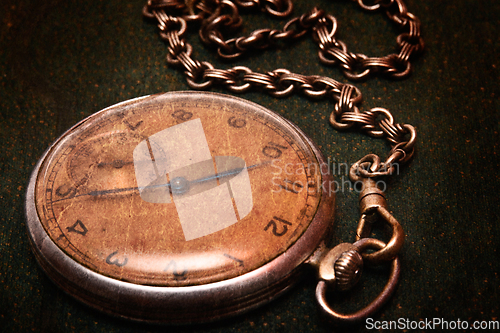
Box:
[1,0,498,332]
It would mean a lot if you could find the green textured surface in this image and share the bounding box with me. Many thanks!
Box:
[1,0,499,332]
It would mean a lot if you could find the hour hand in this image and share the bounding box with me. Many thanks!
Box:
[97,159,133,169]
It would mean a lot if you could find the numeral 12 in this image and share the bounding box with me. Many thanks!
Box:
[264,216,292,237]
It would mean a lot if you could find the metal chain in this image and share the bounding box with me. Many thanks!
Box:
[144,0,422,322]
[143,0,423,76]
[143,0,421,175]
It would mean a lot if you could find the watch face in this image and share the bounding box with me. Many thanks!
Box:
[31,92,331,291]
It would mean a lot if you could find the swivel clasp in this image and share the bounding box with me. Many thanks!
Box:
[356,177,405,265]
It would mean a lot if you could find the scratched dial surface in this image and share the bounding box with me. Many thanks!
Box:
[35,92,323,286]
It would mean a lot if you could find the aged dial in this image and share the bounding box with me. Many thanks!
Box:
[26,92,334,322]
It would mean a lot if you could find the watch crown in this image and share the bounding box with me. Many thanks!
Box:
[334,250,363,291]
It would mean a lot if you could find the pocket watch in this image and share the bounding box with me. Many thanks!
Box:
[26,91,334,322]
[25,0,423,325]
